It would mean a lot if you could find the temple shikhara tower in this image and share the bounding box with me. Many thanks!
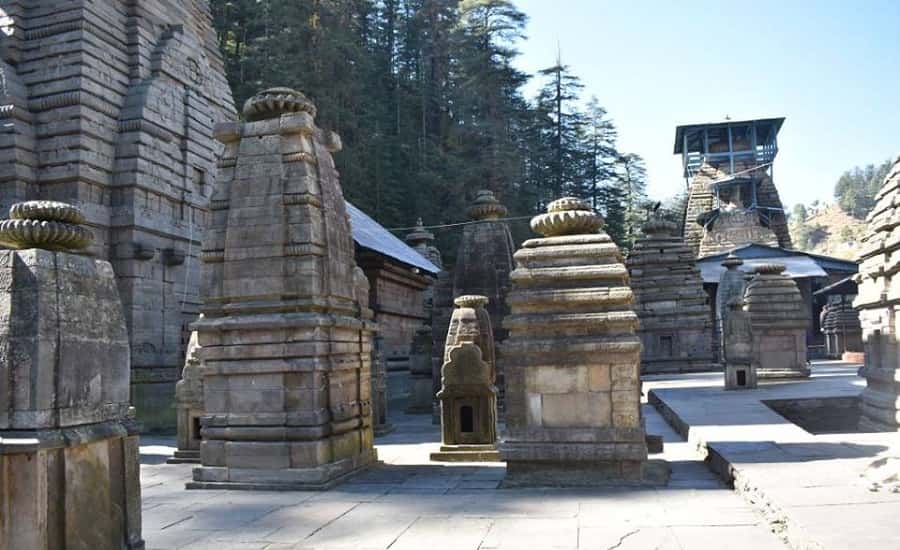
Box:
[0,2,236,430]
[676,118,791,258]
[855,156,900,431]
[190,88,377,489]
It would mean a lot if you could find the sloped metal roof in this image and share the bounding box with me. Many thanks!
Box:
[346,202,440,275]
[698,255,826,283]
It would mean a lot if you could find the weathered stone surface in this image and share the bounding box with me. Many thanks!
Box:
[626,219,716,373]
[744,263,809,379]
[372,335,394,436]
[0,1,237,432]
[169,329,203,463]
[716,254,747,362]
[430,270,454,423]
[821,295,863,360]
[855,156,900,431]
[723,298,757,390]
[0,202,142,549]
[500,198,655,485]
[683,163,790,257]
[432,296,499,462]
[439,191,515,417]
[189,88,376,490]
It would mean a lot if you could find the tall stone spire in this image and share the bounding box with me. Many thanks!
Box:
[189,88,377,489]
[406,218,443,270]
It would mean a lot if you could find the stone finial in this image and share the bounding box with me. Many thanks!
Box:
[454,294,489,308]
[727,297,745,310]
[467,190,508,220]
[405,218,435,244]
[0,200,93,251]
[242,87,317,121]
[641,219,677,236]
[754,262,786,275]
[721,253,743,268]
[530,197,603,237]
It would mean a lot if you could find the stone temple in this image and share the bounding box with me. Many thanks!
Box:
[189,88,377,489]
[0,1,236,431]
[501,198,654,485]
[626,219,716,373]
[744,263,810,379]
[855,155,900,431]
[0,201,142,549]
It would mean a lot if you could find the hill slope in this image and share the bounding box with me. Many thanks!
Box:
[788,203,866,261]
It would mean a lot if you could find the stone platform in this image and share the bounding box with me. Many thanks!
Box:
[430,444,502,462]
[139,405,785,549]
[648,360,900,550]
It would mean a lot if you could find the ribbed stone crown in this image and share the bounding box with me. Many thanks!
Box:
[242,87,317,121]
[721,253,743,268]
[405,218,434,244]
[0,201,93,251]
[467,190,508,220]
[530,197,603,237]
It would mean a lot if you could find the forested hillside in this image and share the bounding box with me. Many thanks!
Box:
[209,0,660,256]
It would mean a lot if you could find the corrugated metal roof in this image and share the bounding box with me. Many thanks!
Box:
[346,202,440,275]
[698,255,827,283]
[699,244,858,273]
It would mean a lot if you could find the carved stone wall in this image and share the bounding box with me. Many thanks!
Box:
[626,220,716,373]
[0,1,236,431]
[855,156,900,430]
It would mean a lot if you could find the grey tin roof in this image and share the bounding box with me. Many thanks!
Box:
[698,255,826,283]
[346,201,440,275]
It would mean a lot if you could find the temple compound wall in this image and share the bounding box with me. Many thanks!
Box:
[0,1,236,431]
[855,156,900,431]
[0,202,142,549]
[189,88,376,489]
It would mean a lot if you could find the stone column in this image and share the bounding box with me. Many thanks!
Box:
[189,88,377,490]
[0,201,143,549]
[405,219,443,414]
[500,198,660,486]
[626,219,716,373]
[855,156,900,431]
[723,299,757,390]
[744,263,810,379]
[716,254,746,362]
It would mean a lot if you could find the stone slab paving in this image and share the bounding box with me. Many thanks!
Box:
[647,360,900,550]
[140,402,785,549]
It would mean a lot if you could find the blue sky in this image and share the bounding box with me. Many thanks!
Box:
[512,0,900,208]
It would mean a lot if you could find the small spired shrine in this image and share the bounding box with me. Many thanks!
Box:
[675,118,791,258]
[626,219,716,373]
[500,198,660,486]
[723,298,757,390]
[821,295,863,361]
[439,190,516,414]
[855,156,900,430]
[431,295,500,462]
[0,201,143,549]
[744,263,810,378]
[190,88,377,489]
[405,219,443,414]
[170,330,204,463]
[715,254,748,362]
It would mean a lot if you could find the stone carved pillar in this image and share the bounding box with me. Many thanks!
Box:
[0,201,143,549]
[190,88,377,490]
[405,219,443,414]
[716,254,746,362]
[500,198,661,486]
[744,263,810,379]
[169,329,204,463]
[723,298,757,390]
[431,295,500,462]
[855,156,900,430]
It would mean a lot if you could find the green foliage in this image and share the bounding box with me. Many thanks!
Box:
[210,0,645,256]
[833,159,893,218]
[791,203,807,222]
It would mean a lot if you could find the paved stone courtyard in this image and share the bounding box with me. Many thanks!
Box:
[140,394,786,549]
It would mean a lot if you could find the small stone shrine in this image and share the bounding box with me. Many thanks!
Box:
[189,88,377,489]
[855,156,900,430]
[372,335,394,436]
[821,295,863,361]
[430,271,454,422]
[405,219,443,414]
[744,263,810,378]
[626,219,716,373]
[169,329,204,463]
[716,254,748,362]
[0,201,143,549]
[448,190,516,412]
[723,298,757,390]
[500,198,657,485]
[431,295,500,462]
